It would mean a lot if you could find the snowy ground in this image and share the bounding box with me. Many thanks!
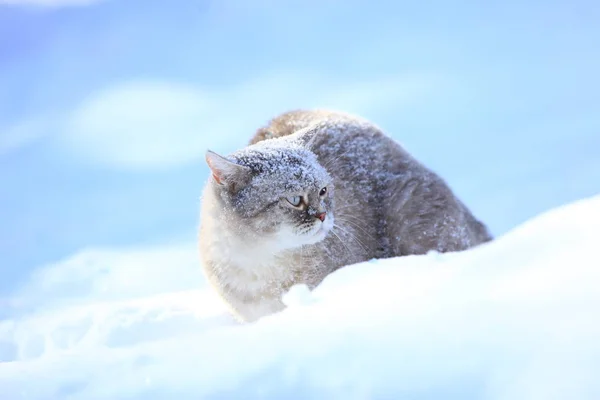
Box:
[1,194,599,399]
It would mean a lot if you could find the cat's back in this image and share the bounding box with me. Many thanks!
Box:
[250,109,342,144]
[251,109,420,187]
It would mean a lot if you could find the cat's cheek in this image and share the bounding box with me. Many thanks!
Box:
[261,217,284,235]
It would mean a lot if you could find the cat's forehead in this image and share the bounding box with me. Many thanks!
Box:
[233,146,306,172]
[231,146,330,190]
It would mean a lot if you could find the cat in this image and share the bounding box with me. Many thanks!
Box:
[199,110,492,322]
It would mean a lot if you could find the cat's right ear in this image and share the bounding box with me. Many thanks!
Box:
[295,128,318,152]
[205,150,251,191]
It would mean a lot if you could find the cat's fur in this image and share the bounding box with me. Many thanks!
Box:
[199,110,492,322]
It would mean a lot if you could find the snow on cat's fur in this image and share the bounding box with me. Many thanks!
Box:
[199,110,492,322]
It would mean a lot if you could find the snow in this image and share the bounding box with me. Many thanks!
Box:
[1,194,600,399]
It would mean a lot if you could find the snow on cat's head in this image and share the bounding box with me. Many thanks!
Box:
[205,140,335,249]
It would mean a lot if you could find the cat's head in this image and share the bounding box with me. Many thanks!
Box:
[205,142,334,249]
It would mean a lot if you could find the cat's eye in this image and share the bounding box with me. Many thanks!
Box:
[319,187,328,197]
[287,196,303,207]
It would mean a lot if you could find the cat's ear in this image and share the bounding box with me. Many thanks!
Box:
[205,150,251,191]
[296,129,319,152]
[304,134,318,151]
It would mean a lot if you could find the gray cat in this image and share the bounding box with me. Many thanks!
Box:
[199,110,492,322]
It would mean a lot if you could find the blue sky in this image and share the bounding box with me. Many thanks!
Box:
[1,0,599,296]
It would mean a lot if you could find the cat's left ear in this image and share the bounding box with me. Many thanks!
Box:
[205,150,251,192]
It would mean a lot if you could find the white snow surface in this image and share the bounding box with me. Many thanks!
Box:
[1,194,600,399]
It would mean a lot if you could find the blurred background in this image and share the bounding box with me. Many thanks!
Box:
[1,0,599,299]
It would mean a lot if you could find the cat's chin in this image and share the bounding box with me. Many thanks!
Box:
[300,219,334,246]
[301,227,329,245]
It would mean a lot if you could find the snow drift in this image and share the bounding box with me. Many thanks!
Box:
[1,194,599,399]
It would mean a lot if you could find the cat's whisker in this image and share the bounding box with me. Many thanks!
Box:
[336,216,377,243]
[330,228,355,258]
[336,230,373,254]
[335,211,364,222]
[334,203,361,213]
[333,228,366,259]
[335,215,377,241]
[333,223,368,256]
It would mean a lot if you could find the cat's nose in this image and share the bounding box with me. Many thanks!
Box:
[316,212,326,222]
